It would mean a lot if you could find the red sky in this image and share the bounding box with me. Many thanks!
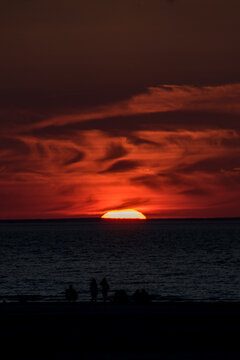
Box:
[1,0,240,219]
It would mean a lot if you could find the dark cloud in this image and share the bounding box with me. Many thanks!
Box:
[0,137,31,177]
[131,174,163,189]
[126,135,159,146]
[178,153,240,174]
[0,109,47,129]
[100,159,140,173]
[63,150,85,166]
[161,171,197,188]
[36,143,46,157]
[221,136,240,148]
[46,202,77,213]
[0,137,29,155]
[132,172,197,191]
[57,184,78,196]
[180,188,211,196]
[24,111,240,140]
[100,143,129,161]
[101,197,150,211]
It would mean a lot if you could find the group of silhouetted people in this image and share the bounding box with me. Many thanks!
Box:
[65,277,110,302]
[5,278,151,304]
[65,279,151,304]
[90,277,110,302]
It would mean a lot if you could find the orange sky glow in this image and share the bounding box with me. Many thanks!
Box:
[1,83,240,219]
[1,0,240,219]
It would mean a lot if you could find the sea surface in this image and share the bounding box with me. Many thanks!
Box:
[0,218,240,302]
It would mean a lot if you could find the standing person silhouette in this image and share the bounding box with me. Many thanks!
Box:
[90,278,98,302]
[100,277,109,303]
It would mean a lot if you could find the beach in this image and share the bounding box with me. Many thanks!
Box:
[1,301,240,359]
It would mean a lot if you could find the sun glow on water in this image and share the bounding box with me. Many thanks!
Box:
[101,209,146,220]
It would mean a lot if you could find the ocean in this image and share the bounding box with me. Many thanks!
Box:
[0,218,240,302]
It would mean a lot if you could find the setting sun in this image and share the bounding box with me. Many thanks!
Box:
[101,209,146,220]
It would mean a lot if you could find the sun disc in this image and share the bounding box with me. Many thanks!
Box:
[101,209,146,220]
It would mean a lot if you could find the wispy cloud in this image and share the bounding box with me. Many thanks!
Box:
[99,142,129,161]
[25,83,240,132]
[1,83,240,218]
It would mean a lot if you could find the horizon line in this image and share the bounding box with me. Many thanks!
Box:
[0,216,240,222]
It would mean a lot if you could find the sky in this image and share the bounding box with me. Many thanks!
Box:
[1,0,240,219]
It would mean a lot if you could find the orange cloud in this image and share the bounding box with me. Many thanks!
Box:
[1,84,240,218]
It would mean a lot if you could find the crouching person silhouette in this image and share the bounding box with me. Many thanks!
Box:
[65,284,78,301]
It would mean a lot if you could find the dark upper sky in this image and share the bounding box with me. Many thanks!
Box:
[1,0,240,218]
[1,0,240,109]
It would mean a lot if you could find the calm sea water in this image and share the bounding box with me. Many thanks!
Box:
[0,219,240,302]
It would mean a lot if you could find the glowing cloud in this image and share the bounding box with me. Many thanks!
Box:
[101,209,146,219]
[1,83,240,219]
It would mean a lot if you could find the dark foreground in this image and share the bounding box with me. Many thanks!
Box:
[1,302,240,359]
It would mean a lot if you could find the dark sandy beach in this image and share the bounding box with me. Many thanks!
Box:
[1,301,240,359]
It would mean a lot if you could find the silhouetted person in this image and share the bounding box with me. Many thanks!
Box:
[90,278,98,302]
[140,288,151,303]
[132,289,141,303]
[133,289,151,304]
[113,289,129,304]
[100,277,109,302]
[65,285,78,301]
